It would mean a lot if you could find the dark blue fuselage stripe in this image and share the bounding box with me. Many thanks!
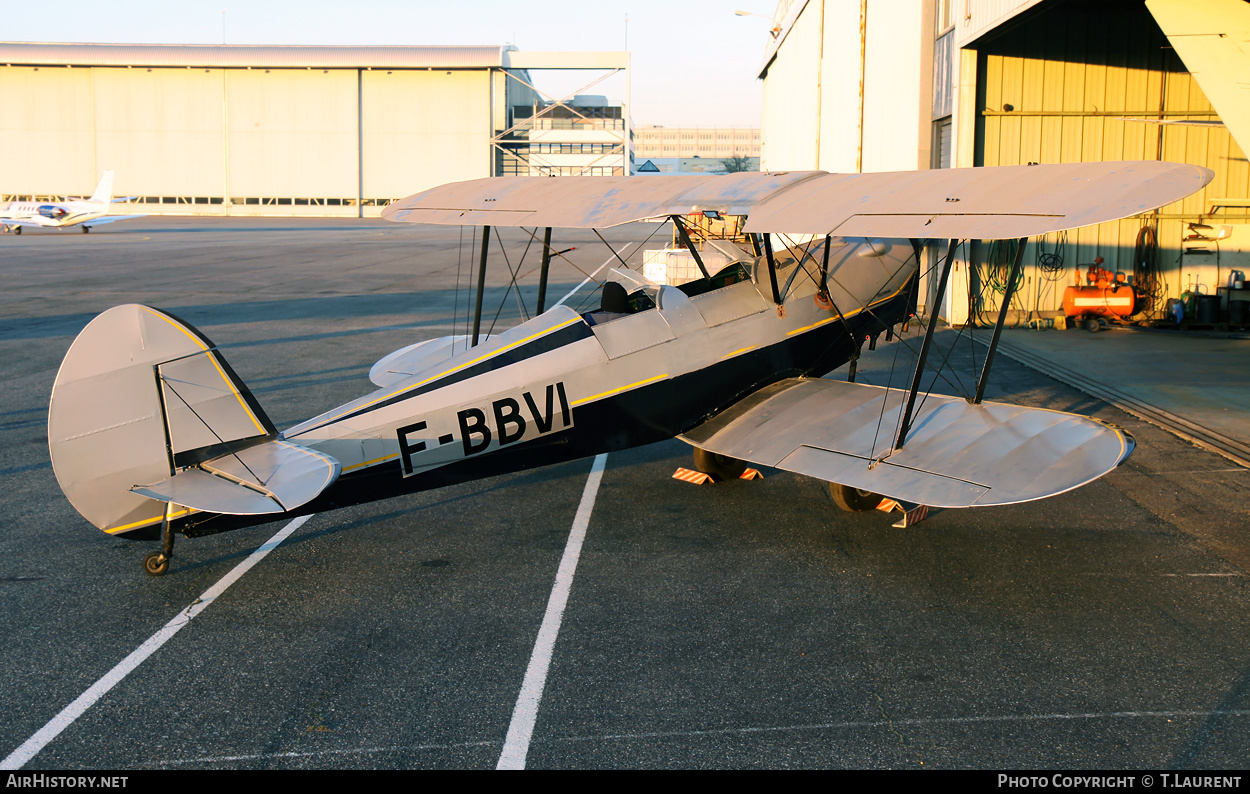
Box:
[295,320,595,432]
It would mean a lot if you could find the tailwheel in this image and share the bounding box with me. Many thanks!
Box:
[143,552,170,577]
[830,483,882,512]
[144,501,177,577]
[692,447,747,481]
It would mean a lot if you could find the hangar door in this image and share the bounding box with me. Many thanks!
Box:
[973,0,1248,317]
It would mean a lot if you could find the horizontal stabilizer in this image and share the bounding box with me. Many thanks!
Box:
[680,378,1133,509]
[131,440,340,515]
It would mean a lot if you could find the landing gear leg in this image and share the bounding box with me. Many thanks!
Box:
[143,502,176,577]
[692,447,747,480]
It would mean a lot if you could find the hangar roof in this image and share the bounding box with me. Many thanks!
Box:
[0,42,515,69]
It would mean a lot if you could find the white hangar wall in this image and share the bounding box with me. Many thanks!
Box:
[226,69,360,200]
[360,69,493,200]
[759,0,934,174]
[0,44,548,217]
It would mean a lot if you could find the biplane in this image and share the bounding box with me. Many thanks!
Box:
[47,162,1212,575]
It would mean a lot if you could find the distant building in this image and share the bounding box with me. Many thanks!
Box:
[634,126,760,160]
[497,95,629,177]
[633,156,761,175]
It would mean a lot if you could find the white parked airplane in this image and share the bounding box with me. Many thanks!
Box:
[1,171,144,234]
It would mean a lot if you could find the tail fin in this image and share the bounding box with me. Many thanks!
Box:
[87,171,114,205]
[49,305,337,537]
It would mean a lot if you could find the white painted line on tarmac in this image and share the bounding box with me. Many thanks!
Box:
[0,515,312,770]
[497,453,608,770]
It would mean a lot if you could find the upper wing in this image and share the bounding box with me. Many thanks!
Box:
[382,161,1212,240]
[382,171,822,229]
[679,378,1133,509]
[743,161,1212,239]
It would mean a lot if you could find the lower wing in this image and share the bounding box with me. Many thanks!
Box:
[680,378,1132,509]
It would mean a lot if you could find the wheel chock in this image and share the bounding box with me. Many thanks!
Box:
[672,467,764,485]
[673,467,716,484]
[875,497,930,528]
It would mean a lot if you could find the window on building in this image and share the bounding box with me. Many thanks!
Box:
[936,0,955,34]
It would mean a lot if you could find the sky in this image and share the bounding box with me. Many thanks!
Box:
[2,0,774,128]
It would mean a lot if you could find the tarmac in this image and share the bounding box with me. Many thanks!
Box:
[3,218,1250,769]
[991,324,1250,469]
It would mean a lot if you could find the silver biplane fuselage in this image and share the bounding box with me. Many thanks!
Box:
[193,241,916,538]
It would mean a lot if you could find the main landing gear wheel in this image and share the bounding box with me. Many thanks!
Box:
[830,483,882,512]
[82,226,91,234]
[143,552,170,577]
[692,447,747,480]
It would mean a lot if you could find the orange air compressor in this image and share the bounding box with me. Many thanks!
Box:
[1062,258,1138,322]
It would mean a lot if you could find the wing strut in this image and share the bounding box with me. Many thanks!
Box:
[536,227,553,314]
[671,215,712,280]
[894,239,961,451]
[471,226,491,346]
[761,233,782,305]
[972,237,1027,404]
[819,234,832,294]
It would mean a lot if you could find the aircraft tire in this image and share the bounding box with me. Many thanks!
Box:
[692,447,746,481]
[143,552,170,577]
[830,483,881,512]
[82,226,90,234]
[12,226,20,235]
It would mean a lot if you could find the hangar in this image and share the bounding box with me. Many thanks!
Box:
[758,0,1249,326]
[0,43,630,217]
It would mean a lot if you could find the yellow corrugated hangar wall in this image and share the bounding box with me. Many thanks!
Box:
[758,0,1248,322]
[0,44,534,217]
[970,0,1249,321]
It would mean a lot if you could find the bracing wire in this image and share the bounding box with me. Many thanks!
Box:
[485,228,534,338]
